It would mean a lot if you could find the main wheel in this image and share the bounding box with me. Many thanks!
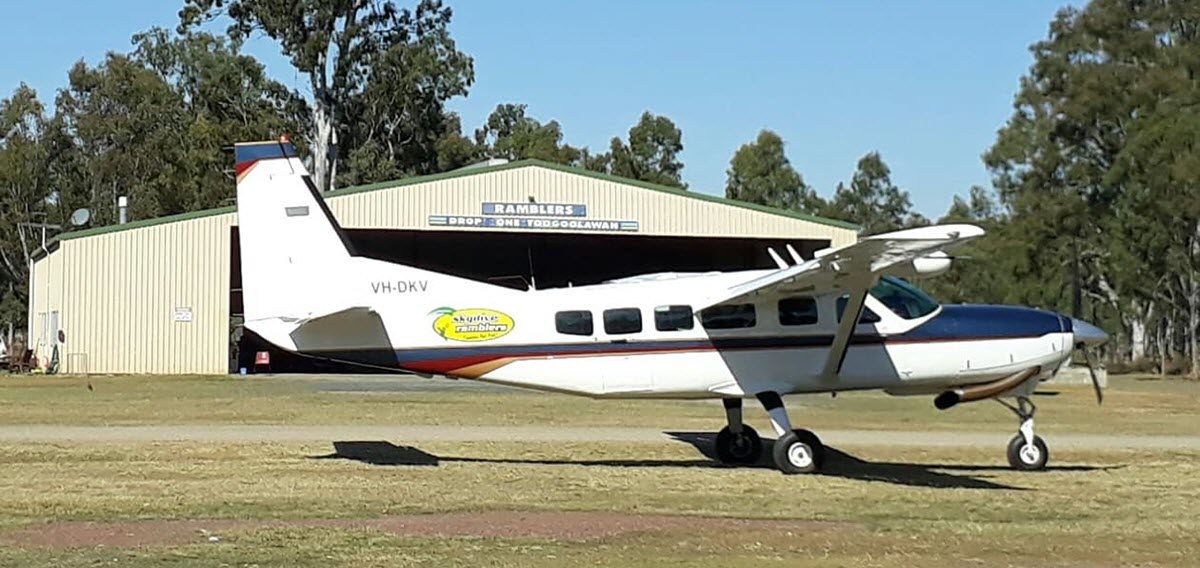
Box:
[714,425,762,465]
[1006,434,1049,471]
[772,429,824,474]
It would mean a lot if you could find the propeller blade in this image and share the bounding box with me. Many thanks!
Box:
[1081,347,1103,405]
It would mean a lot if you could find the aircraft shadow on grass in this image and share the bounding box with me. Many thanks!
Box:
[310,435,1114,491]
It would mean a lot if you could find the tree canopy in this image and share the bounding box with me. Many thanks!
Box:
[829,152,924,234]
[474,103,581,165]
[608,112,686,188]
[724,130,821,214]
[178,0,474,191]
[0,28,306,333]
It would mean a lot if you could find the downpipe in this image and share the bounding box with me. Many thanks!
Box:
[934,366,1041,410]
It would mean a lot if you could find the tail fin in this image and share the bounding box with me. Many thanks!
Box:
[234,139,518,351]
[235,139,354,324]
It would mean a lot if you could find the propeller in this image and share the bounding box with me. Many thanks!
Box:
[1080,344,1103,405]
[1071,318,1109,405]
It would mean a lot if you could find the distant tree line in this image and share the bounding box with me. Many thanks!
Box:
[0,1,1195,375]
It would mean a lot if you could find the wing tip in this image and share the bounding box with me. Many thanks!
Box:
[865,223,985,241]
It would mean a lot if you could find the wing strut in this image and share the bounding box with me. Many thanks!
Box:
[821,286,869,380]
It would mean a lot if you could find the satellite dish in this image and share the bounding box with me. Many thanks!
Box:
[69,208,91,227]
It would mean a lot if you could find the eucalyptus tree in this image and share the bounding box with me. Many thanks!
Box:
[725,129,824,215]
[179,0,474,190]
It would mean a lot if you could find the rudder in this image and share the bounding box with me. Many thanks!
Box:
[234,139,352,323]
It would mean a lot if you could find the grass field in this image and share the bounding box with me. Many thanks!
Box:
[0,374,1197,567]
[0,373,1197,435]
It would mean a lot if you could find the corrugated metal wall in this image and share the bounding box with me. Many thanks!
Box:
[28,163,857,375]
[27,243,63,364]
[32,212,237,374]
[332,167,857,246]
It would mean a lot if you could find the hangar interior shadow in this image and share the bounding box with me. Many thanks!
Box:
[309,437,1112,490]
[228,227,831,373]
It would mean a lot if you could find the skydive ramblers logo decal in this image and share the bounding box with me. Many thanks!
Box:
[429,307,515,342]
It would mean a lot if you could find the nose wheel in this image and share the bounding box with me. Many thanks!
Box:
[999,396,1049,471]
[1007,433,1048,470]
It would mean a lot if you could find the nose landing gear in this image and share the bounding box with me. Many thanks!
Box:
[999,396,1049,470]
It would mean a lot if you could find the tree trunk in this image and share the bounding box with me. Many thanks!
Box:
[311,98,335,192]
[1130,317,1146,361]
[1160,318,1168,376]
[1191,276,1199,378]
[1071,238,1083,319]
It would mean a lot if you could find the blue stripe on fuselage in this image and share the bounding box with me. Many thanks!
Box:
[899,304,1066,341]
[235,141,298,165]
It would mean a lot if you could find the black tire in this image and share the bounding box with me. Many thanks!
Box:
[772,429,824,474]
[1006,434,1049,471]
[714,425,762,465]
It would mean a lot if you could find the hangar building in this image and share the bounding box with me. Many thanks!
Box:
[27,159,858,375]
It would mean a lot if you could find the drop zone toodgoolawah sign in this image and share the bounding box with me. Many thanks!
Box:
[428,202,639,232]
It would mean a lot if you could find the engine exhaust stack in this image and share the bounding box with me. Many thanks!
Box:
[934,366,1041,410]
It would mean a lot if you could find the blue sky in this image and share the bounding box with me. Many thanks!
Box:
[1,1,1069,217]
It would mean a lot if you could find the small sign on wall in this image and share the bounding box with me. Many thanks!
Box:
[428,200,639,233]
[173,307,194,323]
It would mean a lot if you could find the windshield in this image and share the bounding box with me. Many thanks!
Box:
[870,276,939,319]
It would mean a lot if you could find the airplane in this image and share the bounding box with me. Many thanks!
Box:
[234,138,1109,475]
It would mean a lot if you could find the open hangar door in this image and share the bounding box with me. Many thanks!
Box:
[228,227,831,373]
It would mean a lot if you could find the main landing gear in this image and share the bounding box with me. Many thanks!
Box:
[714,399,762,465]
[999,396,1049,471]
[714,394,825,474]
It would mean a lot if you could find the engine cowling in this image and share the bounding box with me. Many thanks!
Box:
[912,251,952,276]
[890,250,952,279]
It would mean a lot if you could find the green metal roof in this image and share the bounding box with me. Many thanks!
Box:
[44,159,859,251]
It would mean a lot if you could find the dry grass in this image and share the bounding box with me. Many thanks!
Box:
[0,373,1197,566]
[0,373,1195,436]
[0,441,1196,566]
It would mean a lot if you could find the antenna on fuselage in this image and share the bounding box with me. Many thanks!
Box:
[785,244,803,264]
[526,246,537,290]
[767,247,788,269]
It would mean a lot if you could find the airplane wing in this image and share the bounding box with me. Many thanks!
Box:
[698,224,984,381]
[698,224,984,310]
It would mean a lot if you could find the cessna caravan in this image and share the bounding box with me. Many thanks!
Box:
[235,139,1108,474]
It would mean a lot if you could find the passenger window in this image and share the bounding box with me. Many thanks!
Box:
[836,295,881,324]
[603,308,642,335]
[655,305,694,331]
[555,310,593,336]
[701,304,757,329]
[778,297,818,326]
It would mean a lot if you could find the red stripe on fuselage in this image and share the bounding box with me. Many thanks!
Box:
[402,343,708,374]
[234,160,257,177]
[396,334,1053,375]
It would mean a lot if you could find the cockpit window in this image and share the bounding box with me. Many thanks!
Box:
[836,296,882,324]
[870,276,939,319]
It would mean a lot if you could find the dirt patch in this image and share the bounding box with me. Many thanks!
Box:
[1,512,849,548]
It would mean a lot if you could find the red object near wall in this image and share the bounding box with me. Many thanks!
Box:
[254,351,271,373]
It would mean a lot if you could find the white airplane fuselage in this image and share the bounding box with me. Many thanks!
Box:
[268,266,1075,399]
